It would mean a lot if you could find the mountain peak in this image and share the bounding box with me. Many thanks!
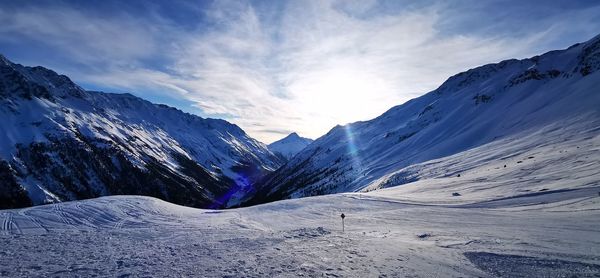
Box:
[286,132,300,139]
[0,54,13,66]
[0,55,87,99]
[276,132,311,143]
[268,132,314,161]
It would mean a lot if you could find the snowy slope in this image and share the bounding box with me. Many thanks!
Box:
[364,121,600,205]
[0,55,282,209]
[268,132,314,161]
[247,34,600,204]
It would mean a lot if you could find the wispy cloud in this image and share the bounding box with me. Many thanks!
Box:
[1,0,599,143]
[0,6,159,66]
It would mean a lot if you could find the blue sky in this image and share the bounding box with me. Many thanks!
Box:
[1,0,599,143]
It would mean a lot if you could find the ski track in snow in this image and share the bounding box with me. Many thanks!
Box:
[18,208,49,234]
[1,212,11,235]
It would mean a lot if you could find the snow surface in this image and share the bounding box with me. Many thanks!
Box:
[268,132,314,161]
[362,118,600,204]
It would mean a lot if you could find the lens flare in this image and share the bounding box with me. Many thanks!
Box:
[343,124,363,173]
[209,174,251,209]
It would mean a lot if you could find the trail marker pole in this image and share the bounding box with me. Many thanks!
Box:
[340,213,345,233]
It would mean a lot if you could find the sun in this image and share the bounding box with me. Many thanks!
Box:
[288,65,395,135]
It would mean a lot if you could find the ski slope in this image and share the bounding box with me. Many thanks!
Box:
[363,117,600,204]
[1,179,599,277]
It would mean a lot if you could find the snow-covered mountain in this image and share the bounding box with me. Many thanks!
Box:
[268,132,313,161]
[0,55,282,209]
[246,34,600,204]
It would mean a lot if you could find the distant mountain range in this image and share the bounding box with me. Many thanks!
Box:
[2,34,599,210]
[0,55,282,209]
[268,132,313,161]
[245,34,600,205]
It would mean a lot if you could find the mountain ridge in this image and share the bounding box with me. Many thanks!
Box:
[0,56,282,209]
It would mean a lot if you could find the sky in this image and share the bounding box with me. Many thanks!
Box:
[0,0,599,143]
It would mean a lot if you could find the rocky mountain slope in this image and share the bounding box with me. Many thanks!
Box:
[0,55,282,209]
